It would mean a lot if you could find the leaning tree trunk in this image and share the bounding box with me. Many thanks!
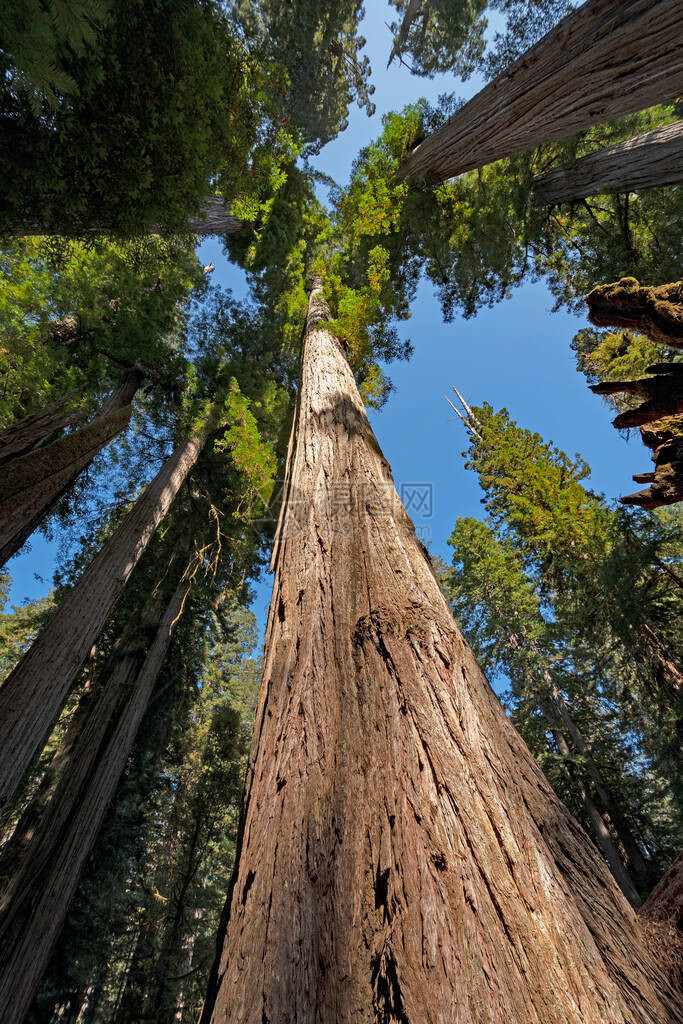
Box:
[535,693,642,907]
[533,120,683,205]
[0,578,189,1024]
[400,0,683,183]
[494,616,648,900]
[200,279,680,1024]
[0,419,210,812]
[0,366,145,567]
[0,389,86,465]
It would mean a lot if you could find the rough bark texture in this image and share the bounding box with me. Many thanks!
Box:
[201,281,681,1024]
[0,390,86,465]
[590,362,683,429]
[185,195,245,236]
[399,0,683,183]
[584,277,683,508]
[0,427,206,812]
[622,418,683,509]
[533,120,683,205]
[0,366,145,568]
[586,278,683,350]
[640,854,683,992]
[0,579,189,1024]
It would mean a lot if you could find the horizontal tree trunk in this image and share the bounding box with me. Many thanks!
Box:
[0,423,208,812]
[586,277,683,349]
[185,195,245,236]
[201,279,680,1024]
[0,579,189,1024]
[533,120,683,205]
[400,0,683,183]
[11,196,245,239]
[0,366,145,568]
[622,422,683,509]
[590,362,683,429]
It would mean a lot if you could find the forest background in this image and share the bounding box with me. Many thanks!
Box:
[6,1,637,647]
[0,0,681,1020]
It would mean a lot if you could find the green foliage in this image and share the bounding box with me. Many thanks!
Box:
[0,234,203,428]
[388,0,487,78]
[572,326,682,412]
[0,0,111,109]
[442,517,681,867]
[0,571,54,678]
[215,378,279,520]
[457,401,683,811]
[234,0,375,152]
[0,0,294,236]
[333,101,682,322]
[387,0,573,80]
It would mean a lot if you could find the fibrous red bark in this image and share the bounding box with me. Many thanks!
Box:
[201,280,680,1024]
[0,389,86,465]
[0,578,189,1024]
[0,366,145,568]
[399,0,683,184]
[533,120,683,205]
[0,422,208,812]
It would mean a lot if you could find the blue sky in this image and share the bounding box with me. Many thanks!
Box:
[6,1,640,650]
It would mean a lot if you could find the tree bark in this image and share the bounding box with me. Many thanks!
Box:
[533,121,683,205]
[185,196,245,236]
[589,362,683,429]
[0,421,208,812]
[0,390,86,465]
[0,366,145,568]
[11,195,245,239]
[586,277,683,350]
[639,853,683,992]
[622,420,683,509]
[200,279,679,1024]
[0,579,189,1024]
[399,0,683,184]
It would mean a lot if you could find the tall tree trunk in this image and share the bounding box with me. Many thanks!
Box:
[200,279,679,1023]
[494,617,649,898]
[400,0,683,183]
[185,196,245,236]
[547,688,653,891]
[0,366,145,568]
[535,694,641,906]
[12,196,245,239]
[533,120,683,205]
[0,390,86,465]
[0,578,189,1024]
[0,420,209,811]
[387,0,425,67]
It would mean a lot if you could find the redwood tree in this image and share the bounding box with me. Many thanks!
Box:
[201,280,680,1023]
[0,365,145,567]
[0,416,212,811]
